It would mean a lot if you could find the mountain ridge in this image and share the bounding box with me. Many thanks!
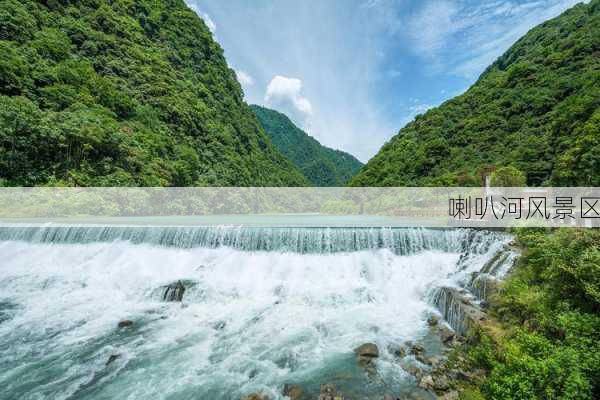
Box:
[251,105,363,186]
[351,0,599,187]
[0,0,308,186]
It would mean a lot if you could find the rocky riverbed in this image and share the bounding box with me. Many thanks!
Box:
[239,242,519,400]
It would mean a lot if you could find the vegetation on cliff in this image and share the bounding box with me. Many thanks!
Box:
[251,105,363,186]
[0,0,308,186]
[351,0,599,187]
[466,228,600,400]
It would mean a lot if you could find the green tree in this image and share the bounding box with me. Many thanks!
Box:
[490,166,527,187]
[0,0,308,187]
[352,0,600,187]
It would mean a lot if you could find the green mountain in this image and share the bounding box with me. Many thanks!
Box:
[352,0,599,187]
[251,105,363,186]
[0,0,308,186]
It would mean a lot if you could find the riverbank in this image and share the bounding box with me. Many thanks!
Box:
[435,228,599,400]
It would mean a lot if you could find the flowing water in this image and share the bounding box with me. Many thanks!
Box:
[0,226,511,399]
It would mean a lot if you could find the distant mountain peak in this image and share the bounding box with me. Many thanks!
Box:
[251,105,363,186]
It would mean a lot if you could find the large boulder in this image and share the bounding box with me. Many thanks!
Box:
[354,342,379,368]
[282,384,303,400]
[354,343,379,358]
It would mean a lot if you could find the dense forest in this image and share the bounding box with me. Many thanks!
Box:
[0,0,308,186]
[351,0,599,187]
[251,105,363,186]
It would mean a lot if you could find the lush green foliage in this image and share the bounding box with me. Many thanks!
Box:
[469,229,600,399]
[490,166,527,187]
[251,105,363,186]
[0,0,308,186]
[352,0,600,187]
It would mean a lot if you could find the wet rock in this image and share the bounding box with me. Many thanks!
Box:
[283,384,303,400]
[355,342,379,358]
[402,364,423,379]
[117,320,133,328]
[389,344,406,359]
[242,393,268,400]
[418,375,434,390]
[428,356,443,367]
[163,280,186,302]
[415,353,429,365]
[438,326,455,344]
[417,354,443,367]
[319,383,340,400]
[354,342,379,368]
[433,375,450,391]
[438,391,459,400]
[427,315,439,326]
[105,354,120,366]
[409,343,425,355]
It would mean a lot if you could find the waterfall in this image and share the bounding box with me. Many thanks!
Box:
[429,240,518,334]
[0,226,511,399]
[0,225,505,254]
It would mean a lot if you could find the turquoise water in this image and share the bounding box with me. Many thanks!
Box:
[0,227,508,399]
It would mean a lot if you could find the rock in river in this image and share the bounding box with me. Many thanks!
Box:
[355,342,379,358]
[283,383,303,400]
[354,342,379,367]
[242,393,268,400]
[117,320,133,328]
[163,280,186,302]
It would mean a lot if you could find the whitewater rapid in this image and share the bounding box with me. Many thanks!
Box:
[0,227,509,399]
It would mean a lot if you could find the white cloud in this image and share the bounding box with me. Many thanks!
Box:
[265,75,313,117]
[406,0,584,78]
[408,0,462,56]
[235,69,254,86]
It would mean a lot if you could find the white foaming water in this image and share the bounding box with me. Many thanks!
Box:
[0,228,508,399]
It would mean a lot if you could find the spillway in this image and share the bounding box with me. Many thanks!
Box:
[0,226,513,399]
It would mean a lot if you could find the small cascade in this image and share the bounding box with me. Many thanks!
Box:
[429,239,519,334]
[162,281,186,302]
[431,287,486,336]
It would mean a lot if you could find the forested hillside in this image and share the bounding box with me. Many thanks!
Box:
[352,0,599,187]
[251,105,363,186]
[0,0,308,186]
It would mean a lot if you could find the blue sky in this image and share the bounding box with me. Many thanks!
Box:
[186,0,585,162]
